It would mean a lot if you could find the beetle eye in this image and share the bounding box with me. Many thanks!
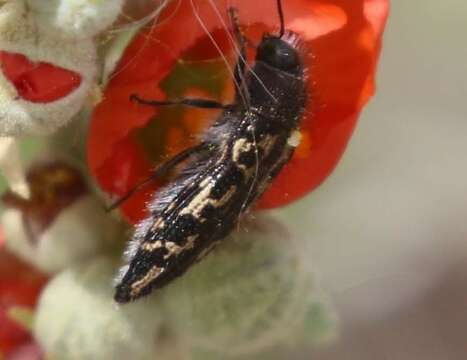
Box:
[256,38,300,73]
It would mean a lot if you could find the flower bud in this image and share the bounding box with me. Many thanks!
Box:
[161,216,336,357]
[1,161,117,274]
[26,0,125,39]
[34,257,163,360]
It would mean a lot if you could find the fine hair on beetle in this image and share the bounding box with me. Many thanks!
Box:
[112,0,309,303]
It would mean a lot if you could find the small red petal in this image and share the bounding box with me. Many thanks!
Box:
[0,248,47,355]
[5,341,43,360]
[96,136,155,223]
[0,51,82,103]
[364,0,390,37]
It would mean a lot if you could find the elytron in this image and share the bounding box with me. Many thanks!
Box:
[114,0,308,303]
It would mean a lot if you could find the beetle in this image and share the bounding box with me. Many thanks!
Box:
[113,0,308,303]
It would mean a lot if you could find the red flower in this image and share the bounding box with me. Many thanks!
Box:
[88,0,389,223]
[0,240,47,356]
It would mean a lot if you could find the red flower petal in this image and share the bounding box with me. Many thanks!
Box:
[0,246,47,355]
[5,341,43,360]
[0,51,82,103]
[88,0,389,222]
[364,0,390,37]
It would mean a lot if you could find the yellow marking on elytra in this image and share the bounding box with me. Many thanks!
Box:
[141,240,163,252]
[163,242,183,259]
[199,176,213,188]
[163,235,198,260]
[232,138,253,165]
[130,265,164,297]
[185,235,197,250]
[232,138,257,176]
[151,217,165,231]
[216,139,230,164]
[180,179,236,219]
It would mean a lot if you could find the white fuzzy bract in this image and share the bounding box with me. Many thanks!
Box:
[1,196,119,274]
[34,257,164,360]
[26,0,124,39]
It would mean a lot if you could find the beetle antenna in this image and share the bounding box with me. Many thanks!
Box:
[277,0,285,38]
